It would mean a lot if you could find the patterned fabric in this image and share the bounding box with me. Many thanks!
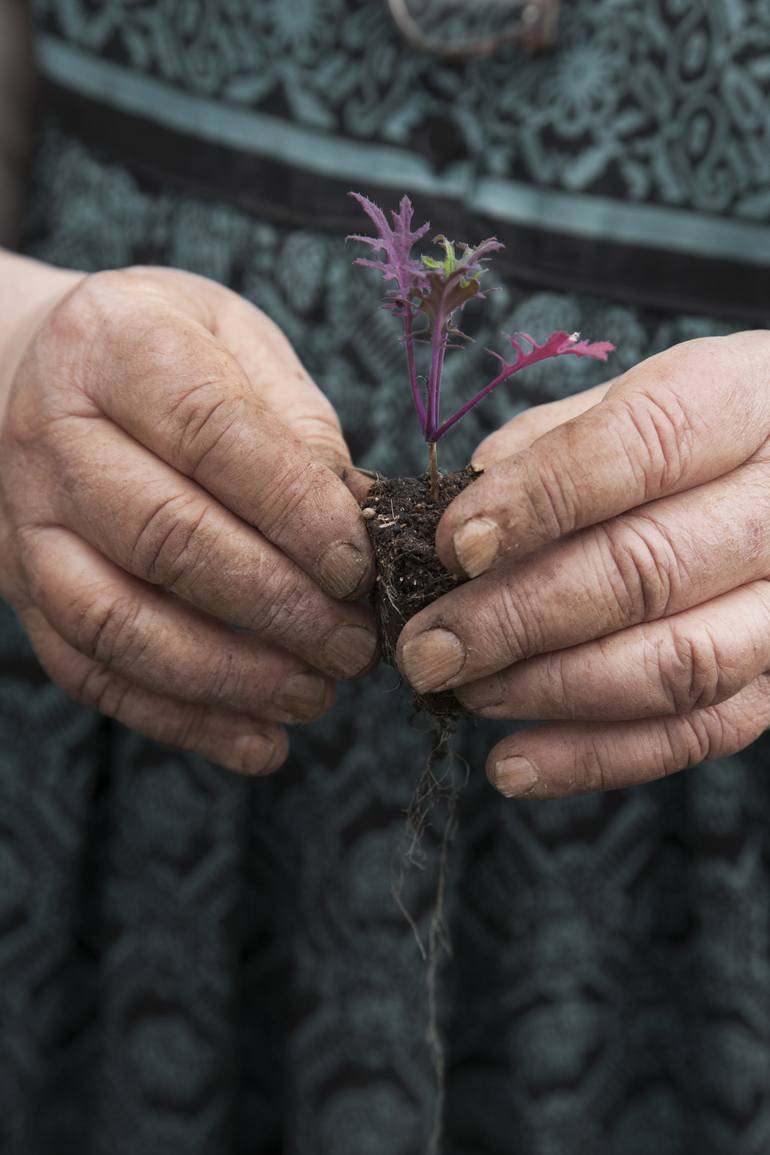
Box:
[2,2,770,1153]
[29,0,770,316]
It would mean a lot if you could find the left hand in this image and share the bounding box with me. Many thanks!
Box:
[396,331,770,799]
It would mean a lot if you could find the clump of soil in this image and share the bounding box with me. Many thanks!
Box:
[361,466,479,717]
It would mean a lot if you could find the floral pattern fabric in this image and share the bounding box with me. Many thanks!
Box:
[30,0,770,218]
[2,3,770,1154]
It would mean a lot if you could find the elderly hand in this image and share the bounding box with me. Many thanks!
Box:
[0,264,377,775]
[397,331,770,799]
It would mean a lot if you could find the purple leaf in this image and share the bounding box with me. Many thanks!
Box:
[456,235,505,271]
[348,192,431,432]
[434,330,615,441]
[502,330,615,364]
[347,192,430,303]
[348,192,616,452]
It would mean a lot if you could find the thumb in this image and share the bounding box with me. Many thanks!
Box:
[439,331,770,579]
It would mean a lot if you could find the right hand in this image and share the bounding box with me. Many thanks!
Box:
[0,265,378,775]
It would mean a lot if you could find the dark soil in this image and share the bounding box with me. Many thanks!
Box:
[361,466,479,718]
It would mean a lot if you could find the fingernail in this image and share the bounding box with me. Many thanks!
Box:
[453,517,501,577]
[323,624,378,678]
[490,756,539,798]
[273,673,328,721]
[400,628,465,693]
[318,541,370,599]
[232,733,278,775]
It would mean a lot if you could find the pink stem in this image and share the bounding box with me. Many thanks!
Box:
[425,325,447,442]
[433,333,614,442]
[433,367,510,441]
[403,306,427,434]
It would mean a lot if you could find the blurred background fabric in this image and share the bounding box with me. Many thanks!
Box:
[0,0,33,245]
[2,3,770,1154]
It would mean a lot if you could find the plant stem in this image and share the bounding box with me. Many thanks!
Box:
[428,441,439,501]
[425,319,446,441]
[403,305,427,434]
[433,366,510,441]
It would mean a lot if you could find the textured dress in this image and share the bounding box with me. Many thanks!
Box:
[3,2,770,1153]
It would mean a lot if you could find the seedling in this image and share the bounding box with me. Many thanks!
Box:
[349,192,614,498]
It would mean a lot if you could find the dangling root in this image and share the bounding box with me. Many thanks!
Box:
[391,718,470,1155]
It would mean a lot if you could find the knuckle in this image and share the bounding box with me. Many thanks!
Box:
[257,458,321,535]
[490,581,542,663]
[618,387,697,498]
[171,383,245,477]
[662,710,723,772]
[207,650,247,706]
[572,734,611,794]
[522,457,580,541]
[167,707,211,753]
[596,517,680,623]
[74,592,143,669]
[140,322,247,474]
[544,652,581,718]
[656,626,725,714]
[130,494,211,588]
[247,563,309,640]
[288,413,347,467]
[75,662,131,718]
[289,406,343,443]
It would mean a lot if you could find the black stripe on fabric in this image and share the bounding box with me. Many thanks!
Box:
[42,80,770,322]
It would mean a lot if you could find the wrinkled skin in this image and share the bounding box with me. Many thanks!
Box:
[397,331,770,799]
[0,265,377,775]
[5,264,768,801]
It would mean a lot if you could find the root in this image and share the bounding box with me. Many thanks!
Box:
[391,719,470,1155]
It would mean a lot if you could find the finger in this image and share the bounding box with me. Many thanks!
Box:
[19,605,287,776]
[470,380,613,468]
[93,265,357,476]
[28,417,378,679]
[20,527,336,724]
[437,331,770,578]
[485,673,770,799]
[53,273,372,600]
[458,579,770,721]
[209,285,357,475]
[398,460,770,694]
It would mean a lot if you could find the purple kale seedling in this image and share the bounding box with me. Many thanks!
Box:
[349,192,614,499]
[349,192,616,713]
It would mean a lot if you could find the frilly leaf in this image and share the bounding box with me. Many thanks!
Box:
[497,330,616,369]
[347,192,430,302]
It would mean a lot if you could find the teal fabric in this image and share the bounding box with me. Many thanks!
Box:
[2,3,770,1153]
